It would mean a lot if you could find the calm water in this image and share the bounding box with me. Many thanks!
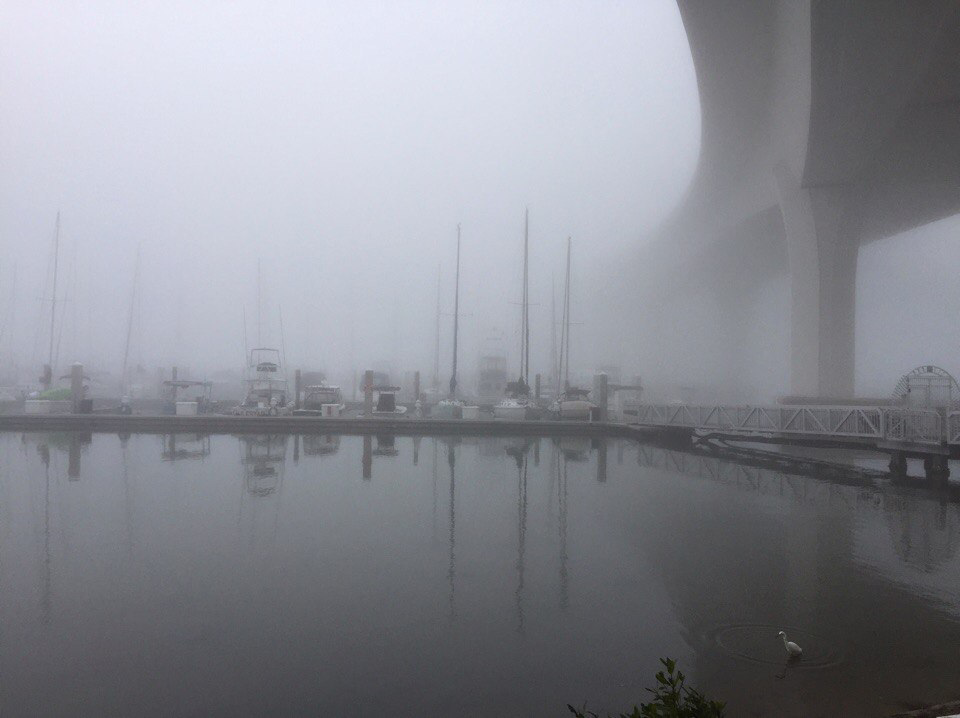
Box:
[2,431,960,717]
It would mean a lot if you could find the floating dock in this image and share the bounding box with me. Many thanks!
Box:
[0,413,640,439]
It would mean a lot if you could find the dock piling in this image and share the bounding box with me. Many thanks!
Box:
[70,363,83,413]
[363,370,373,415]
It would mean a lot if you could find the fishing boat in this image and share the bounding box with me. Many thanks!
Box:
[233,347,290,415]
[550,238,597,420]
[495,209,534,420]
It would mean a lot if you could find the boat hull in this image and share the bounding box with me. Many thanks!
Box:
[493,404,529,421]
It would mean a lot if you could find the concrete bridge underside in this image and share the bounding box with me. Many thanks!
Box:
[639,1,960,399]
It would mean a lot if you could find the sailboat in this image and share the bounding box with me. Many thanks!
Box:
[494,209,534,420]
[434,224,477,419]
[551,237,595,420]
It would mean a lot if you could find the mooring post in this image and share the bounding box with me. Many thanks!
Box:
[535,373,541,402]
[294,369,302,409]
[414,371,421,402]
[593,373,608,422]
[70,363,83,413]
[363,369,373,415]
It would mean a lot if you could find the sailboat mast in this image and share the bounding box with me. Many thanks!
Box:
[47,212,61,379]
[563,237,571,392]
[550,275,557,391]
[522,207,530,385]
[449,224,461,399]
[121,245,141,394]
[434,264,441,392]
[256,259,262,347]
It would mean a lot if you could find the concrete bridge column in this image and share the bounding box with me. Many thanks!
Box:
[774,164,861,398]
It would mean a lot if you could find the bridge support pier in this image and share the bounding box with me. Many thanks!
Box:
[775,165,860,398]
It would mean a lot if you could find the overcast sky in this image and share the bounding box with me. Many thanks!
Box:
[0,0,699,387]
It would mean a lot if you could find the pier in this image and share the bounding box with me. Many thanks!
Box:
[626,402,957,478]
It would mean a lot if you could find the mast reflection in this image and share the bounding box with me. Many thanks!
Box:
[557,442,569,610]
[446,437,459,619]
[506,440,531,634]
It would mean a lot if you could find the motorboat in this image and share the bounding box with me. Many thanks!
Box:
[295,384,345,417]
[233,347,290,416]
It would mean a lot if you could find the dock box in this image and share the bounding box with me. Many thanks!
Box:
[322,404,341,417]
[175,401,199,416]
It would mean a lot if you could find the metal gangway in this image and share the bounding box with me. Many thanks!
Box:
[626,402,959,452]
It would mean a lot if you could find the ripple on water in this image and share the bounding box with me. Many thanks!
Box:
[704,624,843,669]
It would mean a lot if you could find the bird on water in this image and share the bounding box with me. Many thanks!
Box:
[778,630,803,657]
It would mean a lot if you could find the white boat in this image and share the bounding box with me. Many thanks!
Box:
[295,384,344,416]
[493,397,529,420]
[233,348,290,415]
[552,397,594,420]
[433,398,465,419]
[551,238,596,421]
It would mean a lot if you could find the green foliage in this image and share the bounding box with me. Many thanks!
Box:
[567,658,725,718]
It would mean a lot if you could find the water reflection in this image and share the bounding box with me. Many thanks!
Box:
[238,434,288,497]
[445,437,458,619]
[2,432,960,716]
[302,433,340,457]
[160,433,211,461]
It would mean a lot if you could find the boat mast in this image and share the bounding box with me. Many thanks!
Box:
[256,258,262,348]
[563,237,571,393]
[434,264,441,393]
[449,224,461,399]
[46,212,61,386]
[550,274,557,392]
[121,245,141,395]
[521,207,530,387]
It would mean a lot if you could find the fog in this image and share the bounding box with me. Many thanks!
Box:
[0,0,698,391]
[2,1,958,400]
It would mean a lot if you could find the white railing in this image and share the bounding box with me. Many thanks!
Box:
[946,411,960,445]
[631,403,946,445]
[883,408,942,446]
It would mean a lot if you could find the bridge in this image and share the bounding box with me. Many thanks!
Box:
[622,2,960,400]
[625,401,958,478]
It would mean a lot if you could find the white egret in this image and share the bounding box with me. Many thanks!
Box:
[778,630,803,657]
